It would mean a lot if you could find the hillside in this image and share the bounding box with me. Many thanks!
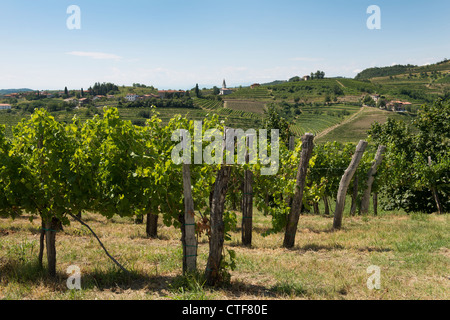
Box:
[0,88,33,95]
[1,59,445,145]
[315,106,415,144]
[352,60,450,104]
[355,59,450,80]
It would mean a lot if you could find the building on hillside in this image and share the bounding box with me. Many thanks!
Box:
[4,93,19,98]
[370,94,380,103]
[93,95,105,101]
[219,79,233,95]
[0,104,12,110]
[125,94,140,102]
[64,98,78,104]
[250,83,261,89]
[388,100,411,112]
[78,98,89,106]
[303,75,311,81]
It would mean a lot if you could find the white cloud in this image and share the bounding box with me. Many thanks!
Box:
[66,51,122,61]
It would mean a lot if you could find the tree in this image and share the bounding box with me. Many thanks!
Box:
[368,98,450,213]
[0,126,29,221]
[315,70,325,79]
[376,98,387,109]
[195,84,200,98]
[264,105,293,146]
[64,86,69,96]
[363,95,376,107]
[10,109,83,276]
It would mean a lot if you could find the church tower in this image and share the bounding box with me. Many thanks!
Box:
[222,79,227,89]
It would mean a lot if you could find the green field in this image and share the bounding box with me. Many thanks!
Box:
[1,209,448,300]
[289,105,361,136]
[315,107,415,144]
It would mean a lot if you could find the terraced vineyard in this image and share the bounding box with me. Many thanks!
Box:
[224,100,267,114]
[224,87,272,100]
[289,104,361,136]
[315,106,415,144]
[192,97,264,129]
[192,97,223,111]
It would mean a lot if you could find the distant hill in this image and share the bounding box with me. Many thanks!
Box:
[0,88,33,95]
[355,59,450,80]
[355,65,418,80]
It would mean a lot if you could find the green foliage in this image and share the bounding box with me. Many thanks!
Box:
[263,105,292,145]
[217,249,237,285]
[89,82,120,96]
[368,98,450,213]
[355,64,418,80]
[9,109,81,224]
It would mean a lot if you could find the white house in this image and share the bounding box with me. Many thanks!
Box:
[0,104,12,110]
[370,94,380,103]
[125,94,140,102]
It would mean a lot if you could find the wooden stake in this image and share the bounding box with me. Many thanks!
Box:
[283,133,315,248]
[361,145,386,214]
[333,140,368,229]
[242,134,254,247]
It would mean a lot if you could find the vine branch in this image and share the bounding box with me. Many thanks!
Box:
[68,213,130,275]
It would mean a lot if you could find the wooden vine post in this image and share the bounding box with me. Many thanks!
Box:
[360,145,386,215]
[350,176,358,216]
[428,156,443,215]
[289,136,296,151]
[180,130,197,274]
[283,133,315,249]
[205,128,232,286]
[373,193,378,216]
[333,140,368,230]
[45,218,60,277]
[146,212,158,238]
[241,134,254,247]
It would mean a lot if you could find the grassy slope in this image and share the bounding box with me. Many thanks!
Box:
[315,107,415,144]
[0,210,448,300]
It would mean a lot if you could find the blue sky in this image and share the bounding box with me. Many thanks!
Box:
[0,0,449,90]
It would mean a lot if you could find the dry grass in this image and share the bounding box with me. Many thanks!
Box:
[0,210,448,300]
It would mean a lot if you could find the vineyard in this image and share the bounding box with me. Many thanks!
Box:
[222,87,273,100]
[289,105,361,136]
[0,99,449,300]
